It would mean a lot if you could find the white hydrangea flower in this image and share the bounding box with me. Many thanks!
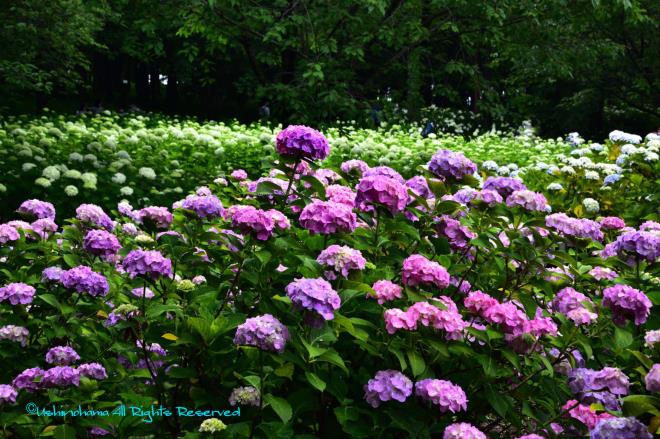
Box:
[22,163,36,172]
[64,185,79,196]
[644,152,658,162]
[64,169,82,179]
[35,177,51,188]
[139,167,156,180]
[609,130,641,144]
[42,166,61,181]
[0,183,6,193]
[582,198,600,213]
[120,186,133,196]
[560,166,576,175]
[68,152,83,162]
[199,418,227,433]
[584,171,600,180]
[112,173,126,184]
[547,183,563,191]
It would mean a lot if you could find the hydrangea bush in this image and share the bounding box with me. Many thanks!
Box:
[0,123,657,438]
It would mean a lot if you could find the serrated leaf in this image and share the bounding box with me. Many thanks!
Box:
[264,394,292,423]
[305,371,326,392]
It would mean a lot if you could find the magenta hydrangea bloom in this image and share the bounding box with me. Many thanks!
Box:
[17,199,56,220]
[60,266,109,297]
[229,386,260,407]
[0,224,20,244]
[516,435,545,439]
[83,229,122,261]
[483,176,527,198]
[434,215,475,250]
[371,280,402,304]
[464,290,499,316]
[428,150,477,180]
[45,346,80,365]
[181,194,224,218]
[562,399,615,430]
[602,284,652,325]
[401,254,450,289]
[316,245,366,277]
[12,367,44,391]
[599,216,626,230]
[475,189,503,205]
[0,282,36,305]
[276,125,329,160]
[591,417,652,439]
[405,175,432,199]
[286,278,341,320]
[76,204,114,230]
[589,266,618,281]
[363,370,413,408]
[227,205,275,240]
[135,206,173,229]
[546,213,604,241]
[363,166,406,184]
[355,175,409,215]
[326,184,356,207]
[415,379,467,413]
[483,302,528,335]
[41,366,80,387]
[550,287,597,325]
[506,190,548,211]
[340,159,370,175]
[132,286,155,299]
[121,250,172,280]
[234,314,290,353]
[0,385,17,405]
[443,422,486,439]
[31,218,57,239]
[645,364,660,392]
[230,169,248,181]
[0,325,29,346]
[299,200,357,234]
[384,308,418,334]
[77,363,108,380]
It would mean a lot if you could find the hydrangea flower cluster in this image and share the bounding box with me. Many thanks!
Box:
[299,200,356,234]
[384,300,468,339]
[645,329,660,348]
[12,367,44,392]
[227,205,275,240]
[401,254,450,289]
[645,364,660,392]
[442,423,486,439]
[482,176,527,198]
[405,175,432,199]
[340,159,369,175]
[362,166,405,184]
[42,266,63,283]
[427,150,477,180]
[415,379,467,413]
[17,199,56,220]
[233,314,289,353]
[434,215,475,250]
[0,325,29,346]
[134,206,173,229]
[589,266,618,281]
[316,245,366,278]
[0,282,36,305]
[121,250,173,280]
[355,175,409,215]
[550,287,598,325]
[363,370,413,408]
[599,216,626,230]
[602,284,652,325]
[286,278,341,320]
[601,229,660,262]
[60,266,109,297]
[545,213,604,241]
[325,184,356,207]
[45,346,80,365]
[77,363,108,380]
[0,385,17,404]
[0,223,20,244]
[568,367,630,410]
[275,125,329,160]
[505,190,548,211]
[83,230,122,261]
[76,204,114,230]
[31,218,57,239]
[41,366,80,387]
[228,386,260,407]
[561,400,615,430]
[370,280,402,304]
[180,194,224,218]
[591,417,652,439]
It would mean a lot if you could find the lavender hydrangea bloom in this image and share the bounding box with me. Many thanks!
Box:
[42,266,63,283]
[234,314,290,353]
[645,329,660,348]
[286,278,341,320]
[229,386,260,407]
[83,230,122,260]
[60,266,109,297]
[506,190,548,211]
[443,423,486,439]
[355,175,409,215]
[517,435,545,439]
[131,287,155,299]
[0,282,36,305]
[299,200,357,234]
[405,176,432,198]
[45,346,80,365]
[326,184,356,207]
[41,366,80,387]
[31,218,57,239]
[0,224,20,244]
[475,189,503,205]
[316,245,366,277]
[17,199,56,220]
[401,254,450,289]
[0,325,29,346]
[452,188,478,205]
[0,385,17,404]
[89,427,111,436]
[12,367,44,391]
[550,287,598,325]
[77,363,108,380]
[181,194,224,218]
[434,215,476,250]
[599,216,626,230]
[483,302,528,335]
[370,280,402,304]
[340,159,369,175]
[76,204,114,230]
[645,364,660,392]
[602,285,652,325]
[276,125,329,160]
[230,169,248,180]
[482,176,526,198]
[135,206,173,229]
[121,250,173,280]
[604,230,660,262]
[363,370,413,407]
[590,417,652,439]
[363,166,406,184]
[227,205,274,240]
[591,367,630,395]
[589,266,618,281]
[415,379,467,413]
[428,150,477,180]
[546,213,604,241]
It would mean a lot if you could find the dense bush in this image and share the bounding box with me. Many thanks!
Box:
[0,123,658,438]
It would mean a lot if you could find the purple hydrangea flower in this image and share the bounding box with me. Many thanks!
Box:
[546,213,604,241]
[370,280,402,304]
[286,278,341,320]
[31,218,57,239]
[415,379,467,413]
[589,266,618,281]
[131,287,155,299]
[475,189,503,205]
[483,302,528,335]
[0,385,17,404]
[230,169,248,181]
[77,363,108,380]
[590,417,652,439]
[299,200,357,234]
[121,250,172,280]
[443,422,486,439]
[464,290,499,316]
[506,190,548,211]
[60,266,109,297]
[83,230,122,261]
[517,435,545,439]
[17,199,56,220]
[42,266,63,283]
[406,176,432,199]
[0,282,36,305]
[0,325,29,346]
[0,224,20,244]
[234,314,290,353]
[45,346,80,365]
[434,215,475,250]
[645,364,660,392]
[326,185,356,207]
[550,287,598,325]
[12,367,44,391]
[600,216,626,230]
[602,285,652,325]
[363,370,413,407]
[276,125,329,160]
[483,176,527,198]
[645,329,660,348]
[401,254,450,289]
[603,229,660,262]
[384,308,418,334]
[135,206,173,229]
[316,245,366,277]
[181,194,224,218]
[340,159,369,175]
[355,175,409,215]
[227,205,275,240]
[229,386,260,407]
[76,204,114,230]
[363,166,405,184]
[89,427,111,436]
[41,366,80,387]
[428,150,477,180]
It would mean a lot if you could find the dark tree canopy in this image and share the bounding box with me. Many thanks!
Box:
[0,0,658,137]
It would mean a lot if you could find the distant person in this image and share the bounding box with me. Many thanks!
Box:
[421,121,435,138]
[259,102,270,121]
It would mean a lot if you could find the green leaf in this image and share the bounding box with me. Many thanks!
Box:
[53,425,77,439]
[622,395,660,417]
[305,371,326,392]
[264,394,292,423]
[486,385,512,418]
[274,363,294,380]
[614,327,633,349]
[315,349,348,374]
[407,350,425,377]
[62,254,80,268]
[38,293,61,310]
